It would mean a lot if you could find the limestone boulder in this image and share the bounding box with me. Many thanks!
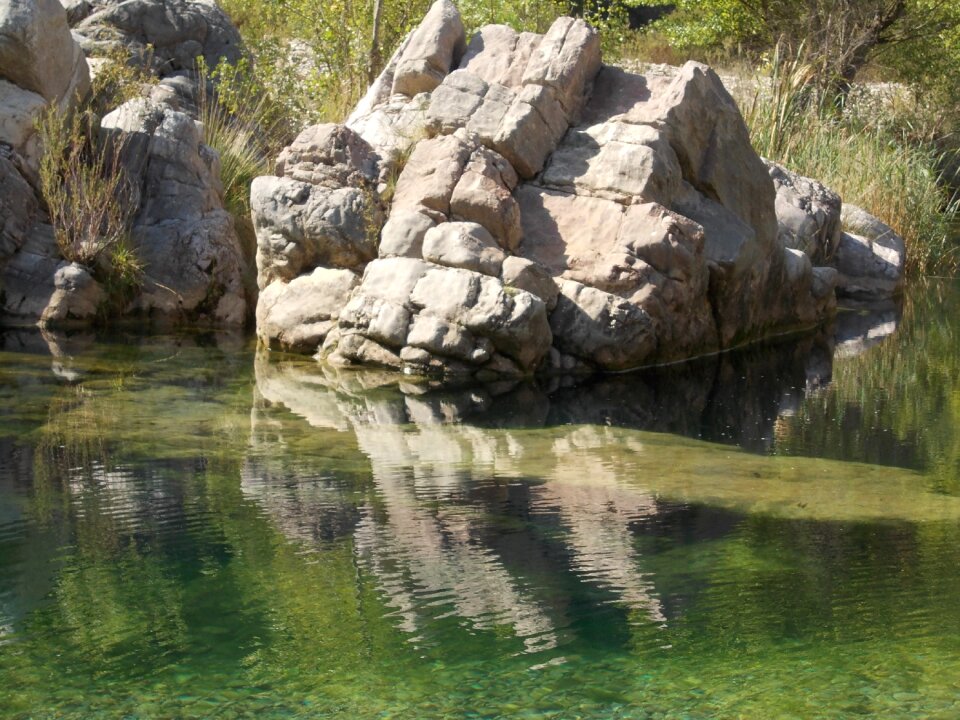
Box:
[449,145,521,250]
[0,224,61,322]
[102,98,248,324]
[378,209,435,258]
[251,176,381,288]
[549,279,656,371]
[458,25,541,88]
[766,160,842,263]
[327,257,551,376]
[0,81,45,171]
[391,0,465,97]
[73,0,242,76]
[0,0,89,103]
[257,268,360,352]
[0,144,39,264]
[40,262,104,325]
[390,132,473,217]
[421,221,504,276]
[275,123,379,189]
[830,204,905,300]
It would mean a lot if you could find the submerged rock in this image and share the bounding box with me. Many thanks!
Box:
[251,1,844,378]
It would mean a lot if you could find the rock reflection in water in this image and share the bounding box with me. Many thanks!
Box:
[246,330,846,649]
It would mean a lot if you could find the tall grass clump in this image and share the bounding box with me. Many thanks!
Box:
[36,106,141,272]
[741,47,960,276]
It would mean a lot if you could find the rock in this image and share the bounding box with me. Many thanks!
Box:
[40,261,104,325]
[60,0,91,24]
[521,15,601,120]
[379,209,435,258]
[254,5,839,376]
[833,231,903,300]
[549,279,656,371]
[391,0,465,97]
[827,205,904,300]
[0,0,89,103]
[0,224,61,322]
[251,176,381,287]
[0,80,45,171]
[0,144,39,264]
[256,268,360,352]
[421,221,504,276]
[449,146,521,250]
[500,256,559,311]
[275,123,379,189]
[457,24,541,88]
[766,160,842,263]
[74,0,242,77]
[540,121,682,205]
[102,98,248,323]
[390,132,472,216]
[327,257,551,375]
[841,203,906,273]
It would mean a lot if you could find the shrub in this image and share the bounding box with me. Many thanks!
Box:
[36,106,140,269]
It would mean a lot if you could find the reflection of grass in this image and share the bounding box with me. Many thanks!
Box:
[777,280,960,495]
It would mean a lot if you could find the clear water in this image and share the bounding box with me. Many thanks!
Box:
[1,282,960,718]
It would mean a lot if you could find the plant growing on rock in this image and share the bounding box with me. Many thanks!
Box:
[36,106,141,271]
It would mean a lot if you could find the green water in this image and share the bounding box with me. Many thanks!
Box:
[2,282,960,718]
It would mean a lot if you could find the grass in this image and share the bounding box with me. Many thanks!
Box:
[737,46,960,276]
[36,105,140,269]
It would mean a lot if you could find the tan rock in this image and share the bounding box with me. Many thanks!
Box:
[391,0,465,97]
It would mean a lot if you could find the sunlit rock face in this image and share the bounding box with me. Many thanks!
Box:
[251,0,841,378]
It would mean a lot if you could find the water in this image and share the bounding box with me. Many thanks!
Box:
[1,282,960,718]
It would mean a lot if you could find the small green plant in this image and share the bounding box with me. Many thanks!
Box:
[36,106,140,269]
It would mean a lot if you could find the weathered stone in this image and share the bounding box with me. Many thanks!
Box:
[840,204,905,277]
[493,84,568,178]
[0,0,89,103]
[0,144,39,264]
[74,0,242,77]
[458,24,541,88]
[408,265,551,371]
[390,132,473,215]
[550,279,656,371]
[449,146,521,250]
[521,16,601,120]
[422,221,505,276]
[0,80,45,171]
[275,123,379,189]
[339,294,411,348]
[0,224,61,322]
[833,231,903,300]
[406,314,485,363]
[540,122,682,205]
[102,98,248,323]
[767,160,842,263]
[256,268,360,352]
[251,176,380,287]
[379,209,435,258]
[356,257,430,307]
[500,256,559,311]
[391,0,465,97]
[40,262,104,325]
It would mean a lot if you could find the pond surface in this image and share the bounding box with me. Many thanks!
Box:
[1,281,959,718]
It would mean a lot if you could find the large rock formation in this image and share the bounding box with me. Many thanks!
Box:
[251,0,842,377]
[251,1,846,377]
